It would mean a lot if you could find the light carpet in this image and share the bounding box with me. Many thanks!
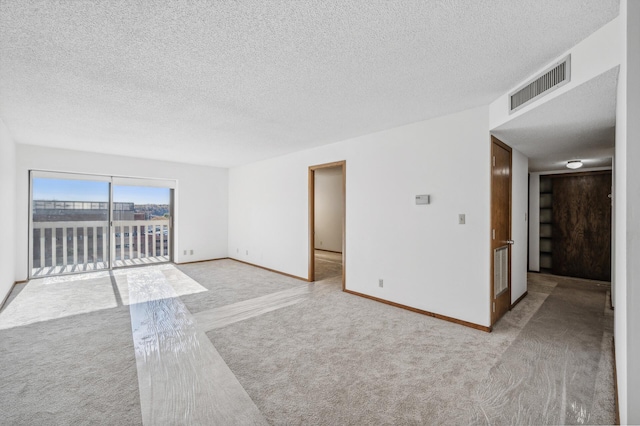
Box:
[0,260,614,425]
[207,273,615,425]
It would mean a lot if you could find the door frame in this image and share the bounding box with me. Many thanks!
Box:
[308,161,346,290]
[490,136,512,326]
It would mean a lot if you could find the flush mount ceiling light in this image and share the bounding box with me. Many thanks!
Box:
[566,160,583,169]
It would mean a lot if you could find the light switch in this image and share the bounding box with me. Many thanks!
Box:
[459,214,466,224]
[416,194,430,205]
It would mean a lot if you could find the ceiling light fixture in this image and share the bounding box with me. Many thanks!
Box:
[566,160,583,169]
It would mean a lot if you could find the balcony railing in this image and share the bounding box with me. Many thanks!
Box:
[31,219,170,277]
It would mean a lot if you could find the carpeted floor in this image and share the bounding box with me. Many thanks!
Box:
[0,301,141,424]
[0,259,615,425]
[471,276,614,424]
[314,249,343,282]
[176,259,304,314]
[207,273,615,425]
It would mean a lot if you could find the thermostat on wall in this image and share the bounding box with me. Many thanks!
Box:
[415,194,430,205]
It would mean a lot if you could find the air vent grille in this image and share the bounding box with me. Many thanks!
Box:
[510,55,571,113]
[494,246,508,297]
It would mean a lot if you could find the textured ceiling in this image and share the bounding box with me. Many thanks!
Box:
[0,0,619,167]
[492,67,618,172]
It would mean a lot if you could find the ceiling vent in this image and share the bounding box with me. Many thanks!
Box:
[509,55,571,113]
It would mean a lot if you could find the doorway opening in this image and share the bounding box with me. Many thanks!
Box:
[308,161,345,289]
[29,171,174,278]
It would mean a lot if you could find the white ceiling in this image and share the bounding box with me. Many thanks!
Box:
[492,67,618,172]
[0,1,620,167]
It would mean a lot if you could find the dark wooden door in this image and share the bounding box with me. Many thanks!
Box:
[491,137,512,325]
[551,172,612,281]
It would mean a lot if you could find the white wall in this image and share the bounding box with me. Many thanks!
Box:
[229,105,493,327]
[314,167,343,252]
[615,0,640,423]
[614,1,628,420]
[625,1,640,420]
[511,148,528,303]
[615,10,629,423]
[0,119,17,304]
[14,144,228,281]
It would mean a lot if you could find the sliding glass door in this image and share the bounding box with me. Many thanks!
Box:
[112,185,171,267]
[30,171,174,278]
[30,174,111,277]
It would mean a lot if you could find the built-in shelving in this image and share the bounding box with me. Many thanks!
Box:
[539,176,553,273]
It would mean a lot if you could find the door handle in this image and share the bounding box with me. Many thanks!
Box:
[507,240,514,245]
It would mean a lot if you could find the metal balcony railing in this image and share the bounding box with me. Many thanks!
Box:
[31,219,170,277]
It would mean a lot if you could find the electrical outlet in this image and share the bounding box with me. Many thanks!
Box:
[236,248,239,253]
[246,250,248,255]
[379,279,384,288]
[183,250,187,255]
[190,250,194,255]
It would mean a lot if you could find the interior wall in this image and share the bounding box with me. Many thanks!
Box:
[511,148,528,303]
[619,0,640,422]
[0,119,16,304]
[229,105,496,327]
[626,0,640,418]
[14,144,228,281]
[314,167,343,252]
[614,1,628,420]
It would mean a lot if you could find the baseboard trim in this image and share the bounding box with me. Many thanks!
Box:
[175,258,310,283]
[231,258,310,282]
[314,248,343,254]
[343,289,492,332]
[0,280,27,311]
[610,292,614,310]
[176,257,228,265]
[613,336,620,425]
[0,289,10,311]
[510,291,528,309]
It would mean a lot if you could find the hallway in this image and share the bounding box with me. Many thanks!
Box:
[0,262,615,424]
[314,249,343,282]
